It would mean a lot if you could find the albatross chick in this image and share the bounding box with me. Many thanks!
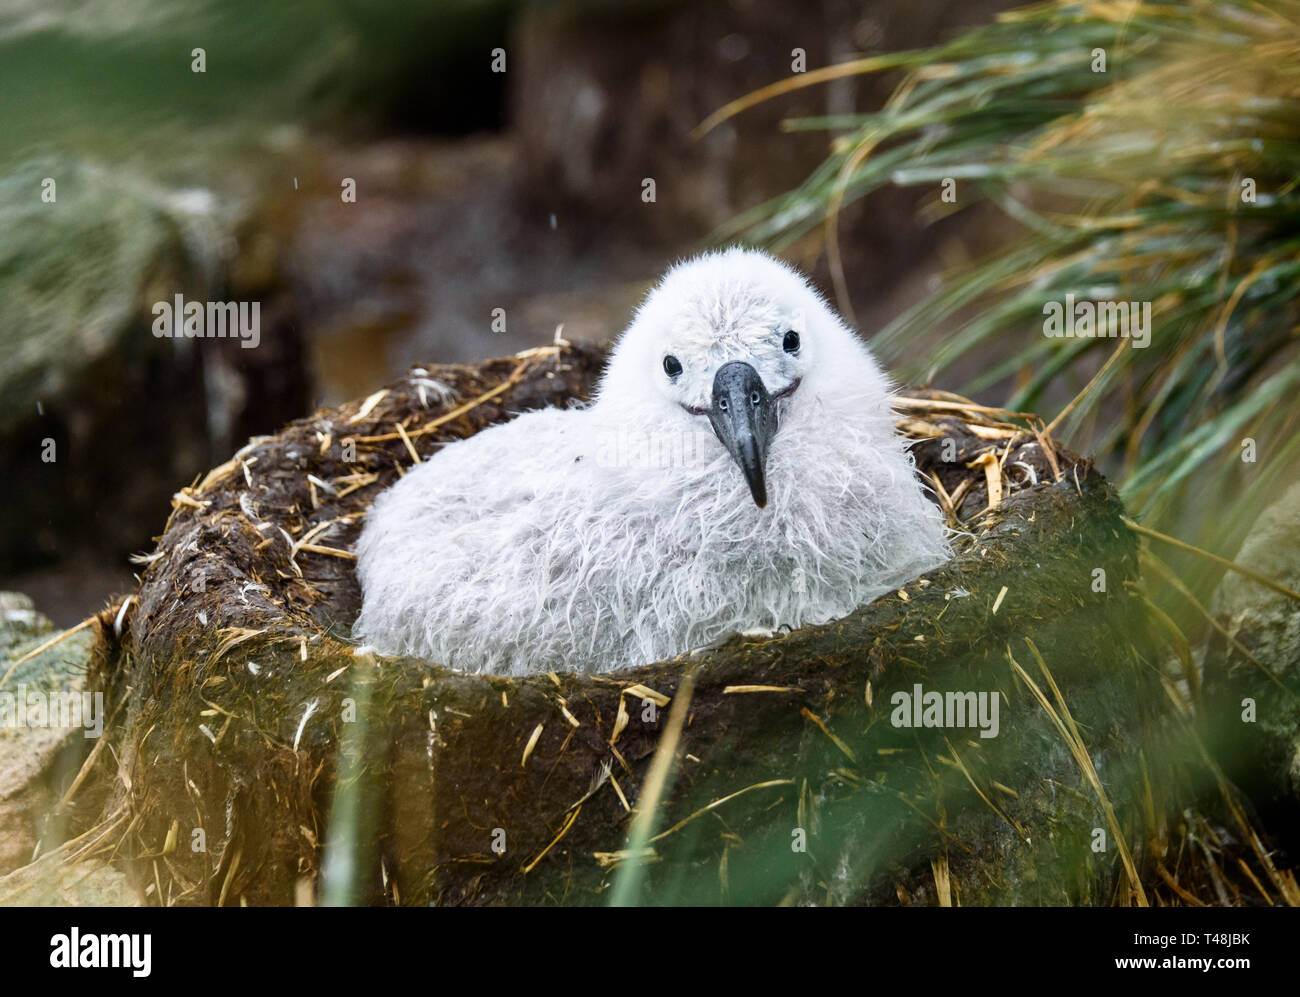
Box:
[354,248,950,675]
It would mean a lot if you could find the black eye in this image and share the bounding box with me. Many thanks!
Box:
[783,330,800,354]
[663,354,682,378]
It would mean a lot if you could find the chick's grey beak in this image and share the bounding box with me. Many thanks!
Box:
[708,360,778,508]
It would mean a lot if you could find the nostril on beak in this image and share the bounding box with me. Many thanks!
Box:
[708,360,778,509]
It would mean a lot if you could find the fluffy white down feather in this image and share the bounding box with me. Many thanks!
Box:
[354,248,950,675]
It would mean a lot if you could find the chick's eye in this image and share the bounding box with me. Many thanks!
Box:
[663,354,682,378]
[783,330,801,354]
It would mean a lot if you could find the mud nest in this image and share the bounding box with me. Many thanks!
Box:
[82,339,1172,906]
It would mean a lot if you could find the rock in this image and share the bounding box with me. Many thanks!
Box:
[275,136,661,405]
[0,856,137,907]
[510,0,1013,304]
[0,593,99,875]
[0,593,51,658]
[0,156,310,575]
[1207,481,1300,815]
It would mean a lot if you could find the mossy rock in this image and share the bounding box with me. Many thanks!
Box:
[0,593,100,879]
